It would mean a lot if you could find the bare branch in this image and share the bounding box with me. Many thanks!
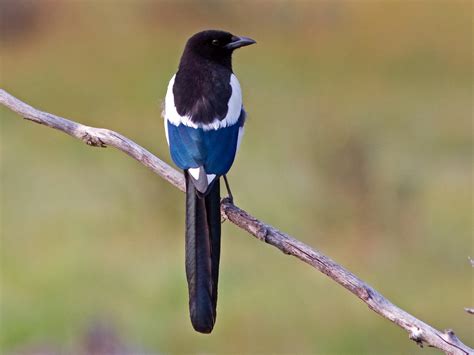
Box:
[1,89,471,355]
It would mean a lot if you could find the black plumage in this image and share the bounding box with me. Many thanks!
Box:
[185,172,221,333]
[174,65,231,124]
[173,30,253,124]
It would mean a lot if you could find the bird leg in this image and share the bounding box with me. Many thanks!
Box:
[223,175,234,203]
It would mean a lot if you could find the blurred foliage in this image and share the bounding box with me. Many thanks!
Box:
[1,0,472,354]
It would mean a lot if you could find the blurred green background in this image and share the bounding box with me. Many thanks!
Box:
[1,0,472,354]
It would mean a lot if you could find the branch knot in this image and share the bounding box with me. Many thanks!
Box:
[81,131,106,147]
[409,325,424,347]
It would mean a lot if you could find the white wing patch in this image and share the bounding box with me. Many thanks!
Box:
[163,74,242,131]
[207,174,216,184]
[187,167,216,185]
[164,75,198,129]
[188,167,200,180]
[164,119,169,145]
[236,126,245,153]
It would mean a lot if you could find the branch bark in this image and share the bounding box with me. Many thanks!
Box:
[1,89,471,355]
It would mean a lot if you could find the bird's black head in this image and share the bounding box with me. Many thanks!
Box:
[182,30,256,68]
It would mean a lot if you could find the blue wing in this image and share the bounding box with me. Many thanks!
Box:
[167,109,245,176]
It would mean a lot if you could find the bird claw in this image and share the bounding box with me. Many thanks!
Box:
[221,196,233,205]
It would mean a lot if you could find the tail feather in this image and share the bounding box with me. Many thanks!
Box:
[185,172,221,333]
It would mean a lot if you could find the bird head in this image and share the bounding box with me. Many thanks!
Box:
[183,30,256,64]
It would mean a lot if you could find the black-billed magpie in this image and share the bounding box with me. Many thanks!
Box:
[162,30,255,333]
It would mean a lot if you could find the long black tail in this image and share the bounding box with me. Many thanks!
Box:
[185,172,221,333]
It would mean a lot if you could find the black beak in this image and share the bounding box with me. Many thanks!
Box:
[225,36,256,50]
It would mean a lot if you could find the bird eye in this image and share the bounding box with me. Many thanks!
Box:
[211,39,220,46]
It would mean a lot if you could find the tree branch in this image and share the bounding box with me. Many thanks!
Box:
[1,89,471,355]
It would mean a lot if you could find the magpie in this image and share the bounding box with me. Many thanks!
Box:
[162,30,255,333]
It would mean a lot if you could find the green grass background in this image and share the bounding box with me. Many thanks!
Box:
[1,0,472,353]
